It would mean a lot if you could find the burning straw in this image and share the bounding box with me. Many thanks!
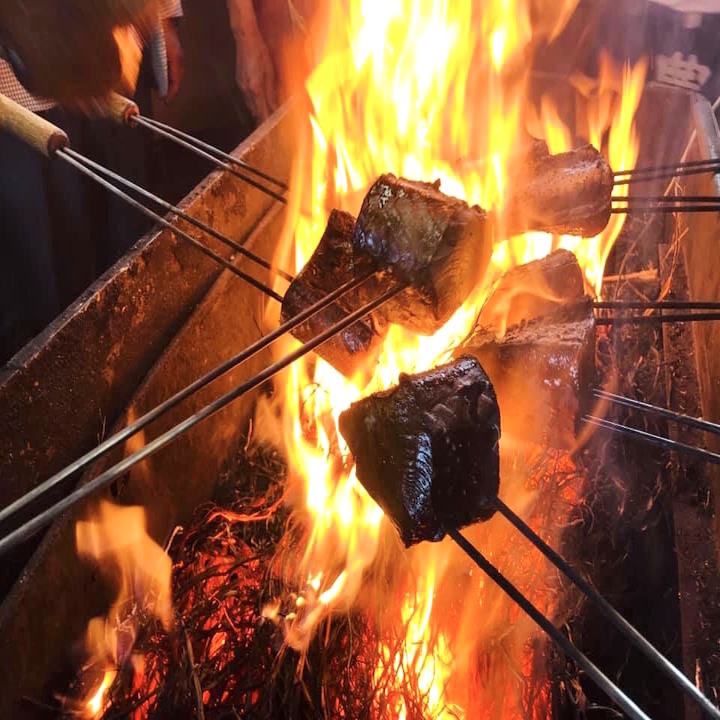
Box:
[65,417,584,720]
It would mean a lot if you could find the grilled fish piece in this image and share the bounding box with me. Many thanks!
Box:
[480,249,586,331]
[339,356,501,547]
[353,174,492,335]
[281,210,388,379]
[462,300,596,450]
[499,143,613,238]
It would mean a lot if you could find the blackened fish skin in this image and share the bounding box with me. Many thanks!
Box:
[281,209,388,378]
[353,174,492,335]
[339,356,501,547]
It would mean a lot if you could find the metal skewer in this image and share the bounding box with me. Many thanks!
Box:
[494,499,720,719]
[583,415,720,467]
[57,149,284,303]
[611,206,720,214]
[613,161,720,185]
[614,157,720,177]
[611,195,719,204]
[0,282,407,555]
[132,116,287,205]
[593,389,720,438]
[134,115,288,191]
[449,528,653,720]
[62,148,294,283]
[594,301,720,311]
[595,313,720,325]
[0,271,377,530]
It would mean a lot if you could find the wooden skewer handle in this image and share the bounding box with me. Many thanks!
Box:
[105,93,139,126]
[0,93,69,157]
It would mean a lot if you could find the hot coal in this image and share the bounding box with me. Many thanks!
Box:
[499,143,613,237]
[281,209,388,378]
[353,174,492,335]
[461,300,596,450]
[339,356,501,547]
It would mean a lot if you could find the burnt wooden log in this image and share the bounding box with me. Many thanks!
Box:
[281,209,388,378]
[499,143,613,237]
[339,356,500,547]
[480,249,586,331]
[353,174,492,335]
[462,301,596,450]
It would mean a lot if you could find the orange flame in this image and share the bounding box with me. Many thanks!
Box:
[259,0,648,716]
[76,502,172,718]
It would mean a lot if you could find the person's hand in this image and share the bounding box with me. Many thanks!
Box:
[162,19,184,103]
[235,28,278,122]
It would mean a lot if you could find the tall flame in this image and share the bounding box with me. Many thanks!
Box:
[261,0,648,717]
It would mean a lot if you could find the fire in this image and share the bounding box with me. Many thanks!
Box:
[71,2,648,716]
[75,501,172,718]
[262,0,648,717]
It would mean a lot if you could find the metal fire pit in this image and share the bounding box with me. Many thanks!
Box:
[0,79,718,718]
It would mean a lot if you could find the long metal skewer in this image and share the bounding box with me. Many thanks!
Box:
[583,415,720,466]
[57,149,283,303]
[593,389,720,438]
[595,313,720,325]
[0,271,377,529]
[448,528,653,720]
[613,162,720,185]
[133,116,287,205]
[493,499,720,719]
[0,282,406,555]
[611,206,720,214]
[62,148,294,283]
[611,195,719,204]
[615,157,720,177]
[594,301,720,310]
[135,115,288,191]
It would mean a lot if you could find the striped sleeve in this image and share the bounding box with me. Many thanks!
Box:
[158,0,183,19]
[0,60,56,113]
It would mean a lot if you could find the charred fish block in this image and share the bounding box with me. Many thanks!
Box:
[462,301,596,450]
[339,356,500,547]
[281,210,387,379]
[480,249,586,331]
[353,174,492,335]
[499,144,613,237]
